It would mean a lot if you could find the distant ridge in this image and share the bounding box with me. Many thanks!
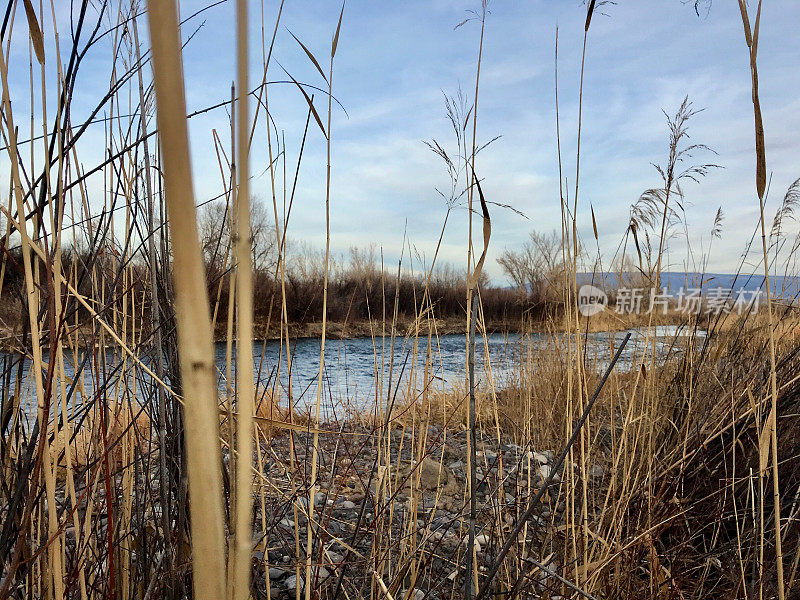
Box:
[576,272,800,298]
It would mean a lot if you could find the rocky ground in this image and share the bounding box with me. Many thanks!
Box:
[35,420,607,599]
[246,423,608,599]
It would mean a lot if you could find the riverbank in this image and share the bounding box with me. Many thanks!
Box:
[232,317,520,342]
[41,414,596,600]
[0,309,705,354]
[0,318,519,352]
[239,311,699,341]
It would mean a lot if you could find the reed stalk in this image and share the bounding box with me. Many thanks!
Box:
[231,0,257,597]
[144,1,226,598]
[738,2,785,599]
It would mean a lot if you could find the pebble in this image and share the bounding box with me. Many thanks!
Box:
[315,566,330,579]
[285,575,304,591]
[537,464,561,483]
[340,500,356,509]
[531,451,549,465]
[269,567,287,580]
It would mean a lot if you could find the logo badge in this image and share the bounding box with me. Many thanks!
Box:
[578,284,607,317]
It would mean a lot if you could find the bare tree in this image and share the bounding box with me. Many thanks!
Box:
[497,229,564,301]
[198,196,277,272]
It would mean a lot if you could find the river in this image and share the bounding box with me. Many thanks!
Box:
[1,326,701,422]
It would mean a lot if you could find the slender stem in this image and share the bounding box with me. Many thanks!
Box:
[232,0,256,598]
[144,2,227,597]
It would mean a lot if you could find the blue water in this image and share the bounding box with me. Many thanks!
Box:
[1,333,523,421]
[1,327,696,422]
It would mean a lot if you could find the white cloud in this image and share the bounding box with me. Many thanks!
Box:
[2,0,799,284]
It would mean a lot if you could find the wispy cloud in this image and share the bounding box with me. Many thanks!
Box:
[2,0,799,283]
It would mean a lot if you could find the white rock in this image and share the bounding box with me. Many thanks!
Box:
[589,465,604,479]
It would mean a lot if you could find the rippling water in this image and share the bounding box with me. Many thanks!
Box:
[2,326,703,420]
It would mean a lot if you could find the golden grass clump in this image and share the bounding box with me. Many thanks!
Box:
[49,404,151,473]
[219,386,283,439]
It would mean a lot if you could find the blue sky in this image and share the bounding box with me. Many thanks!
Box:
[4,0,800,284]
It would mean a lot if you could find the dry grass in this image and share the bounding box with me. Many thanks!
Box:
[2,1,800,600]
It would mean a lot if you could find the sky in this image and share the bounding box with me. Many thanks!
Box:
[3,0,800,284]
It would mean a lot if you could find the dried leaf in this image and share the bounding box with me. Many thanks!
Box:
[591,204,598,240]
[469,166,491,289]
[285,71,326,139]
[23,0,45,65]
[737,0,753,48]
[288,30,327,84]
[754,95,766,200]
[585,0,596,32]
[759,409,772,474]
[331,3,344,58]
[631,224,643,266]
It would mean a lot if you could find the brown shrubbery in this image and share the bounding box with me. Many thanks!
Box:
[195,206,533,330]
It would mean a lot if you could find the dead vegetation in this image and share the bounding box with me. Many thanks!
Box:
[1,1,800,600]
